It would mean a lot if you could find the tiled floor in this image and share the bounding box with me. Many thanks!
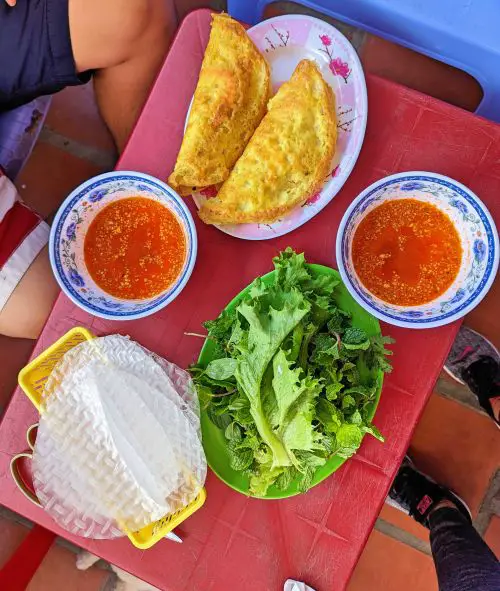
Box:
[347,530,438,591]
[0,515,29,567]
[0,3,499,591]
[16,139,106,219]
[0,514,112,591]
[26,543,110,591]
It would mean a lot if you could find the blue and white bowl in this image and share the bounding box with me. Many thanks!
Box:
[49,171,197,320]
[336,172,499,329]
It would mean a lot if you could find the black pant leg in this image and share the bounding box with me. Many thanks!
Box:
[429,507,500,591]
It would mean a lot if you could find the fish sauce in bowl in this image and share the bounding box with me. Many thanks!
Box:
[84,197,186,300]
[352,199,462,306]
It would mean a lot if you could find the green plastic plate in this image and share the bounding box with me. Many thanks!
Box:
[198,264,384,499]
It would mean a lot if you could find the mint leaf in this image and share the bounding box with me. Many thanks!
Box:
[203,308,236,346]
[229,448,253,471]
[298,466,315,493]
[336,424,363,458]
[206,358,237,381]
[294,450,327,469]
[294,452,326,493]
[275,466,297,491]
[327,308,351,334]
[321,434,339,454]
[343,364,360,384]
[207,406,232,430]
[225,422,242,442]
[342,327,370,351]
[363,334,395,373]
[233,401,254,426]
[325,381,343,401]
[316,398,343,433]
[343,384,376,400]
[348,410,363,425]
[238,433,260,451]
[342,394,356,410]
[362,423,385,442]
[311,333,340,364]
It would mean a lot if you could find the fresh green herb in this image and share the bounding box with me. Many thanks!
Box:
[192,248,394,496]
[205,358,237,381]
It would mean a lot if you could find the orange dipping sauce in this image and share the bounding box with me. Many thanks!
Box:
[352,199,462,306]
[84,197,186,300]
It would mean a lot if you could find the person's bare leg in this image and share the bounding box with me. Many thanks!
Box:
[0,246,59,339]
[0,1,175,339]
[68,0,177,152]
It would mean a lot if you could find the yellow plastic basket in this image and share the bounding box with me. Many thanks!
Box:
[18,326,206,549]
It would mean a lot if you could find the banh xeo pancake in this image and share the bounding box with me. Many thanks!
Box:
[198,59,337,225]
[168,14,271,196]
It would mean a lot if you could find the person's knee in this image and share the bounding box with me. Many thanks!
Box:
[0,246,59,340]
[119,0,174,48]
[136,0,177,56]
[70,0,176,72]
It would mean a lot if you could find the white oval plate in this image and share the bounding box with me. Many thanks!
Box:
[188,14,368,240]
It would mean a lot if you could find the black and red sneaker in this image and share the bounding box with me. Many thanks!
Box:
[462,356,500,428]
[444,326,500,428]
[387,457,472,528]
[444,326,500,385]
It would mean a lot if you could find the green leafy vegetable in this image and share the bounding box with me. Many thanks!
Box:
[336,424,364,458]
[364,334,395,373]
[229,447,254,471]
[225,422,242,442]
[342,327,371,351]
[206,358,237,381]
[191,248,394,496]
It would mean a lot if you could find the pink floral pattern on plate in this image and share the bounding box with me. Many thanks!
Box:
[190,15,367,240]
[319,35,351,83]
[305,191,322,206]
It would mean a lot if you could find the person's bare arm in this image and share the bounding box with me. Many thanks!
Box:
[3,0,176,150]
[69,0,177,151]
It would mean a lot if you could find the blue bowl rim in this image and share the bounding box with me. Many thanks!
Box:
[335,171,500,329]
[49,170,198,320]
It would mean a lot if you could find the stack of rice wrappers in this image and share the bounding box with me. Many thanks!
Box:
[32,335,206,538]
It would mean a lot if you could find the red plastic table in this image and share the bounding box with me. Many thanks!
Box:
[1,9,500,591]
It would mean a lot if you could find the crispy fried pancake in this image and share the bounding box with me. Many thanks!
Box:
[199,60,337,225]
[168,14,270,195]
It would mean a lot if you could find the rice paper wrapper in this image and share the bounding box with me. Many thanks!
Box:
[32,335,206,539]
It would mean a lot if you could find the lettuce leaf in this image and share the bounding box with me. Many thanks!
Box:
[272,351,322,457]
[234,289,310,468]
